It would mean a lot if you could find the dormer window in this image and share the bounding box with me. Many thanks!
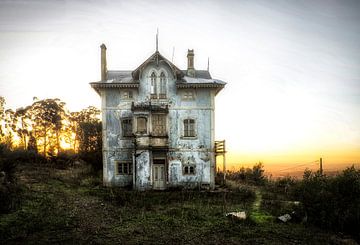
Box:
[150,72,157,98]
[149,71,167,99]
[159,72,167,99]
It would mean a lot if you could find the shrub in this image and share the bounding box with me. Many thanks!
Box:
[0,144,22,213]
[292,166,360,239]
[227,162,267,185]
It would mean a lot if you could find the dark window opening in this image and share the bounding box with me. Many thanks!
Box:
[122,118,133,137]
[117,162,132,175]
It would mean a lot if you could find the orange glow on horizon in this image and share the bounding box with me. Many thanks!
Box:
[223,146,360,174]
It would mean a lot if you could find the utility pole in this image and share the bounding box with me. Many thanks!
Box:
[319,157,323,174]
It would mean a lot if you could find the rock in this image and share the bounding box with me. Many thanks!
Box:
[278,213,292,222]
[226,211,247,220]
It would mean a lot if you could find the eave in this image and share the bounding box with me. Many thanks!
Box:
[90,82,139,95]
[176,83,225,95]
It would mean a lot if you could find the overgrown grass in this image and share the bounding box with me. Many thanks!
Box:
[0,163,356,244]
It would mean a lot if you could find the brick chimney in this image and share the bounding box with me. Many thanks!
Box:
[100,44,107,81]
[187,49,195,77]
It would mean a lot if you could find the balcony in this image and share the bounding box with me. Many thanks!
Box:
[150,93,167,99]
[131,101,168,113]
[135,135,169,149]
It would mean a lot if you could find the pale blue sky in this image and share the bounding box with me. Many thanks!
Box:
[0,0,359,166]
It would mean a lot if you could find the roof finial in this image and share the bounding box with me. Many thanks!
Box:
[207,57,210,71]
[172,46,175,62]
[156,28,159,52]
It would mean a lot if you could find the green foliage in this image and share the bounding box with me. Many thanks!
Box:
[227,162,267,185]
[0,194,76,241]
[0,143,22,213]
[0,163,352,244]
[292,166,360,238]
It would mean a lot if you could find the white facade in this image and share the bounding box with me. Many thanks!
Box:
[91,45,225,190]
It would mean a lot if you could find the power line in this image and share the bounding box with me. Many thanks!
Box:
[278,160,319,172]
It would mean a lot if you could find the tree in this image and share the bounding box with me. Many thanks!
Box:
[27,99,67,157]
[75,106,101,153]
[0,97,6,142]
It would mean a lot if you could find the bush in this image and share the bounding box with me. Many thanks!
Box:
[292,166,360,239]
[79,150,102,172]
[227,162,267,185]
[0,144,22,213]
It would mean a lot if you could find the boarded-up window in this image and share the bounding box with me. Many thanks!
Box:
[137,117,147,133]
[116,161,132,175]
[152,114,166,136]
[122,118,132,137]
[183,119,195,137]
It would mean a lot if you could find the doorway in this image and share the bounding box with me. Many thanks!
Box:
[153,159,166,190]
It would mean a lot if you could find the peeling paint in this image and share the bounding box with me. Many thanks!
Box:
[95,51,224,190]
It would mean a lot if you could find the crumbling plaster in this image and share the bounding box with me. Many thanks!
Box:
[101,61,216,189]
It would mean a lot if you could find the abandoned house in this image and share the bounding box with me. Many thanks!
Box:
[90,43,226,190]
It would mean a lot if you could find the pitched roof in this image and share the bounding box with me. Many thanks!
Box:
[107,70,132,80]
[90,50,226,95]
[132,51,184,80]
[181,70,212,79]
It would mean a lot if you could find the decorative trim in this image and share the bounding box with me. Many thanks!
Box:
[176,83,224,89]
[91,82,139,89]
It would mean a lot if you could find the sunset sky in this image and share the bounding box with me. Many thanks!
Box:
[0,0,359,172]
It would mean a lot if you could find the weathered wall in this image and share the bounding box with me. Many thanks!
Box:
[100,60,216,189]
[135,150,151,190]
[102,88,136,187]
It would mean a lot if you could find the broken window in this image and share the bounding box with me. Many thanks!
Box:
[116,162,132,175]
[137,117,147,134]
[122,90,133,99]
[183,165,196,175]
[159,72,166,98]
[152,114,166,136]
[150,72,157,98]
[183,119,196,137]
[182,90,195,100]
[121,118,132,137]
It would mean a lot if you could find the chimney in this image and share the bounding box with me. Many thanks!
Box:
[187,49,195,77]
[100,44,107,81]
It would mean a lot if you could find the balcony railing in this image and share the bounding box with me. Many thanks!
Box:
[150,93,167,99]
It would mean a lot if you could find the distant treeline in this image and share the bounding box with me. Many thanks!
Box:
[0,96,101,157]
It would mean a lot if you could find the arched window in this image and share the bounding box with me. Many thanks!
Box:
[150,72,157,96]
[159,72,166,98]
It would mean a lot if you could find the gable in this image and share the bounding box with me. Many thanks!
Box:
[132,51,184,81]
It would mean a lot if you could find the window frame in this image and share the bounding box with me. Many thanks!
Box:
[150,72,157,98]
[121,118,133,137]
[182,90,196,101]
[121,90,133,100]
[159,72,167,99]
[183,164,196,175]
[151,114,167,136]
[136,116,148,134]
[183,118,196,138]
[116,161,132,175]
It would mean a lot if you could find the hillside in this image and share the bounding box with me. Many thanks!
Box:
[0,163,357,244]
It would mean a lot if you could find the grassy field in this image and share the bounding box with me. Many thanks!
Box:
[0,164,356,244]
